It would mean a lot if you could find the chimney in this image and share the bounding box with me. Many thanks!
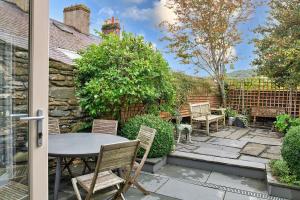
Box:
[101,17,121,36]
[63,4,90,35]
[7,0,29,12]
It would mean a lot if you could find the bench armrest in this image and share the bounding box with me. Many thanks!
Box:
[211,108,225,115]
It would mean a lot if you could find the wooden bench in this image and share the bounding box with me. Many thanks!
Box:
[251,107,286,123]
[189,102,225,135]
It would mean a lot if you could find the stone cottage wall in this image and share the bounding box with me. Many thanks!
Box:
[3,46,86,133]
[48,60,86,132]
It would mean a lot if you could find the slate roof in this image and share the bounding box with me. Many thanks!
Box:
[0,1,101,65]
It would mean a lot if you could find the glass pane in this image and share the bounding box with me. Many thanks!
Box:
[0,0,29,199]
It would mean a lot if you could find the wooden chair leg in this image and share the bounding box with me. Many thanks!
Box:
[134,181,150,195]
[206,120,210,135]
[71,178,82,200]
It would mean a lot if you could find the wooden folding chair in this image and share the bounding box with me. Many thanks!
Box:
[48,118,75,176]
[71,140,140,200]
[92,119,118,135]
[124,125,156,195]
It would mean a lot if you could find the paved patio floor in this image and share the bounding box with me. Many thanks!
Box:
[49,164,284,200]
[175,126,282,165]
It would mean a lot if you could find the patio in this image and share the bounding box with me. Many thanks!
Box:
[175,126,282,165]
[46,126,286,200]
[49,164,284,200]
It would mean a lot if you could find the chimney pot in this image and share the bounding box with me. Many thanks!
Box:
[63,4,90,35]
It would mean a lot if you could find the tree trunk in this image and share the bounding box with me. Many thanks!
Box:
[218,80,227,107]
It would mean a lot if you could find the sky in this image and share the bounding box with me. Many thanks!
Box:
[50,0,269,77]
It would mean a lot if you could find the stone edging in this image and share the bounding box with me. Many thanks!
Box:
[266,164,300,200]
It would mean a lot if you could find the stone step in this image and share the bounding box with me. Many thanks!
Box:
[167,151,266,180]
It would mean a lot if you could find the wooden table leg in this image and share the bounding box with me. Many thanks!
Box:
[54,157,62,200]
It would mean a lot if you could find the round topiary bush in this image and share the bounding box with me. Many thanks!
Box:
[121,114,174,158]
[282,126,300,178]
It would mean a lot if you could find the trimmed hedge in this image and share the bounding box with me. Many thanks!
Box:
[282,126,300,178]
[121,114,174,158]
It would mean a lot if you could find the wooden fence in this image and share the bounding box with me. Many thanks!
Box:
[227,78,300,117]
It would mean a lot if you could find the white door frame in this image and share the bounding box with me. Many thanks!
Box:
[29,0,49,199]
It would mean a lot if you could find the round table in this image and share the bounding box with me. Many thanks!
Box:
[49,133,128,200]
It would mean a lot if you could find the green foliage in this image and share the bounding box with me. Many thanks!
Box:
[253,0,300,88]
[225,108,238,118]
[270,160,299,186]
[235,114,249,127]
[121,114,174,158]
[274,114,300,134]
[282,126,300,179]
[171,72,212,110]
[101,23,120,31]
[71,121,92,133]
[74,32,175,119]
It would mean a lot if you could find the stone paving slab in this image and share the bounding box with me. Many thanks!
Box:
[240,136,282,146]
[207,137,248,149]
[266,146,281,154]
[260,152,281,160]
[137,173,169,192]
[241,143,266,156]
[192,142,240,159]
[157,164,210,183]
[226,128,250,140]
[206,172,267,193]
[191,136,211,142]
[211,130,233,138]
[239,155,269,164]
[156,178,225,200]
[125,188,180,200]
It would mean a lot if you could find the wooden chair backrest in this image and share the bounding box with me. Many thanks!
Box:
[189,102,211,118]
[137,125,156,153]
[92,119,118,135]
[133,125,156,179]
[88,140,140,195]
[48,118,60,135]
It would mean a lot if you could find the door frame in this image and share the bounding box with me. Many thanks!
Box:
[29,0,49,199]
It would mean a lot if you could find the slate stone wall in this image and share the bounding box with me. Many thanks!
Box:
[0,45,86,134]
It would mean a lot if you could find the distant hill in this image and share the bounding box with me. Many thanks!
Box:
[227,69,257,79]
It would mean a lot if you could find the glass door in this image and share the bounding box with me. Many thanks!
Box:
[0,0,49,199]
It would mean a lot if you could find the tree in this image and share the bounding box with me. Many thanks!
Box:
[161,0,256,106]
[253,0,300,88]
[74,32,175,120]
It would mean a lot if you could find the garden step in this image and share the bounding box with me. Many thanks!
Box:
[168,151,266,179]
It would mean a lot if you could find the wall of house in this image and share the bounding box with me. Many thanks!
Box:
[3,46,86,133]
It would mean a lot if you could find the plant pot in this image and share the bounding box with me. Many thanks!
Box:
[228,117,235,126]
[234,117,246,128]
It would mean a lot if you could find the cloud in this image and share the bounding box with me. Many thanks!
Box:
[121,0,176,24]
[153,0,176,24]
[98,7,115,17]
[122,6,153,21]
[122,0,145,3]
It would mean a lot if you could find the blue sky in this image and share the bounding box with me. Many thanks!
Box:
[50,0,269,77]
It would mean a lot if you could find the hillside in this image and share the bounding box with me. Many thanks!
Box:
[227,69,257,79]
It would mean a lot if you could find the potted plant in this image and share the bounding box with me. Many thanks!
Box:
[234,114,249,128]
[225,108,237,126]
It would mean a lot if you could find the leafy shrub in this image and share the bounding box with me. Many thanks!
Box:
[274,114,300,134]
[74,32,175,120]
[270,160,299,186]
[282,126,300,178]
[121,114,174,158]
[225,108,238,118]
